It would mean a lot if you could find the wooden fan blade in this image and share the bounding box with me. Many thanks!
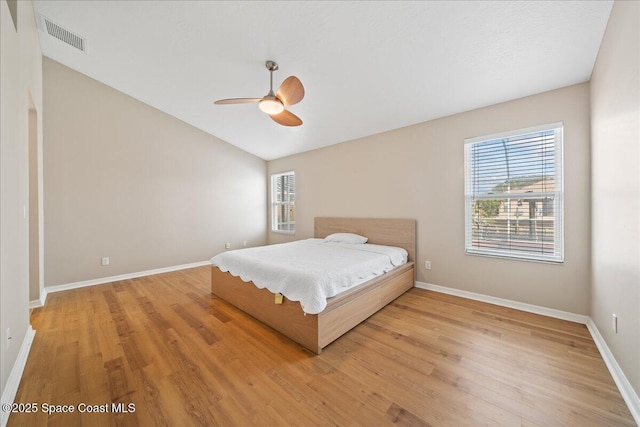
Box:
[276,76,304,106]
[270,109,303,127]
[214,98,262,105]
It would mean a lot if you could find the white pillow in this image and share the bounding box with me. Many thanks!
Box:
[324,233,368,244]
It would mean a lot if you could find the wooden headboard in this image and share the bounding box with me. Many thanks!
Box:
[314,217,416,262]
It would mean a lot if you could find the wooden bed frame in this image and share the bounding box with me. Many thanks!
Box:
[211,217,416,354]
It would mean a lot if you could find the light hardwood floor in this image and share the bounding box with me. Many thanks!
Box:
[9,266,635,426]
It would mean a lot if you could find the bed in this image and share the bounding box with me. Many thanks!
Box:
[210,217,416,354]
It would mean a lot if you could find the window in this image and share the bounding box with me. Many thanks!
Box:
[464,123,563,263]
[271,171,295,234]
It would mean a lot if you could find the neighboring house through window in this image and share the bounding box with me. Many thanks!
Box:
[271,171,295,234]
[464,123,564,262]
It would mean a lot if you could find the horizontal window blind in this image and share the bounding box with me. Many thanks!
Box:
[271,171,295,234]
[464,123,563,262]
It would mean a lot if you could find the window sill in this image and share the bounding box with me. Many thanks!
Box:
[465,249,563,264]
[271,230,295,236]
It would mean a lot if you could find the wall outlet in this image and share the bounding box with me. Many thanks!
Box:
[424,261,432,270]
[243,241,247,247]
[612,313,618,333]
[225,243,231,249]
[101,257,110,266]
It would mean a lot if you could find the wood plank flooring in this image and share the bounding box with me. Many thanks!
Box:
[8,266,635,426]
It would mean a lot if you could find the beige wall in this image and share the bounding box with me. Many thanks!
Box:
[590,0,640,396]
[43,59,267,287]
[1,0,43,396]
[268,83,591,315]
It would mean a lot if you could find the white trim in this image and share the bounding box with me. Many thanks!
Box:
[270,170,295,234]
[465,121,564,144]
[415,281,639,423]
[586,318,640,425]
[45,260,211,295]
[1,326,36,427]
[28,290,47,309]
[464,249,564,265]
[464,122,564,264]
[270,230,295,236]
[415,281,588,324]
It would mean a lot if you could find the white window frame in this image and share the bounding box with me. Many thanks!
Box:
[271,171,295,235]
[464,123,564,263]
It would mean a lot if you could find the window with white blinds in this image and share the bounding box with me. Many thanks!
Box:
[464,123,563,262]
[271,171,295,234]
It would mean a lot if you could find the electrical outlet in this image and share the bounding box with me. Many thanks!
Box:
[243,241,247,247]
[612,313,618,333]
[424,261,431,270]
[101,257,110,266]
[225,243,231,249]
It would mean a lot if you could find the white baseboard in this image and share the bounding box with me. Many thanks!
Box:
[415,281,639,424]
[586,318,640,425]
[45,260,211,295]
[29,291,47,309]
[1,326,36,427]
[415,281,589,324]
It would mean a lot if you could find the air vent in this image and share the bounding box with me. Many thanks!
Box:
[38,15,86,53]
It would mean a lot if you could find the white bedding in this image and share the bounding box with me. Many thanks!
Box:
[210,238,408,314]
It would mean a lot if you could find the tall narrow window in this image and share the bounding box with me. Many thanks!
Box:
[464,123,563,263]
[271,171,295,234]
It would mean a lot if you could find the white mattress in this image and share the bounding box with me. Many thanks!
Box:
[210,238,408,314]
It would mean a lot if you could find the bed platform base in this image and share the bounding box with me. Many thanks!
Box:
[211,217,416,354]
[211,262,414,354]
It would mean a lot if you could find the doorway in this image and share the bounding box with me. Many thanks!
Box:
[28,94,43,307]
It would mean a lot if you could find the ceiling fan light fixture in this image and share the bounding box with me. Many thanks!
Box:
[259,98,284,115]
[214,60,303,126]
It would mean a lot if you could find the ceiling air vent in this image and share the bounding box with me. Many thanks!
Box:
[38,15,87,53]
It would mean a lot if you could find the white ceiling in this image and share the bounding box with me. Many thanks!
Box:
[32,1,612,161]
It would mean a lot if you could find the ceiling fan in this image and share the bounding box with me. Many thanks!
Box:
[214,60,305,127]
